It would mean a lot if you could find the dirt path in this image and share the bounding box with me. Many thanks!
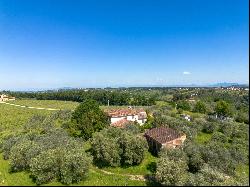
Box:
[91,167,146,181]
[0,101,60,111]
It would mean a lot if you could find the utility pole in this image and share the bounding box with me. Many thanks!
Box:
[107,99,109,107]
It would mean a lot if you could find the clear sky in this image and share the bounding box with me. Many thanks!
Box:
[0,0,249,90]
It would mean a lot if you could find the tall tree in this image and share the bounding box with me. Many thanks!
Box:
[69,99,109,139]
[215,100,232,118]
[193,101,207,114]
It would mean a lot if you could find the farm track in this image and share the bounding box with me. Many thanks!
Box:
[0,101,60,111]
[90,167,146,181]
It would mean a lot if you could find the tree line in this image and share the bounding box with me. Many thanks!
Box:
[2,89,156,106]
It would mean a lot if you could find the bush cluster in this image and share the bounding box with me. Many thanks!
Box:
[0,111,91,185]
[91,127,148,167]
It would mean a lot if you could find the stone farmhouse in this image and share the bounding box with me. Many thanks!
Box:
[144,127,186,154]
[105,108,147,128]
[0,94,15,102]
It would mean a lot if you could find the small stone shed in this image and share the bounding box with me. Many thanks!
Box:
[144,127,186,154]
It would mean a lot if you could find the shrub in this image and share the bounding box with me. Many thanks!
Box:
[184,143,204,173]
[235,111,249,124]
[201,142,237,175]
[177,100,191,111]
[91,132,121,167]
[2,112,92,185]
[215,100,233,118]
[30,149,61,185]
[119,133,148,165]
[155,155,188,185]
[159,147,187,162]
[30,148,91,185]
[202,121,217,133]
[1,135,22,160]
[9,138,40,172]
[211,132,228,143]
[193,101,207,114]
[123,122,141,134]
[60,149,91,184]
[91,127,148,167]
[197,164,226,185]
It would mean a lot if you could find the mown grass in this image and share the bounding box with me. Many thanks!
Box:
[0,154,146,186]
[236,164,249,179]
[8,99,79,110]
[0,103,52,139]
[0,154,34,186]
[103,152,157,175]
[9,99,147,111]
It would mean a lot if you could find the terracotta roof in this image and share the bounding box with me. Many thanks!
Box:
[145,127,183,144]
[105,108,146,118]
[138,112,147,119]
[111,118,130,128]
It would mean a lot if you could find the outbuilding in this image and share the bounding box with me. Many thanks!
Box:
[144,127,186,154]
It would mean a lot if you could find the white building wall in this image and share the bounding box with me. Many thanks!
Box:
[137,118,147,125]
[111,117,126,123]
[127,115,139,121]
[110,114,147,125]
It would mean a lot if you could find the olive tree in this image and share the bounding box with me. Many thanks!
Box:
[30,148,91,185]
[60,149,91,184]
[193,101,207,114]
[119,133,148,165]
[30,149,61,185]
[91,127,148,167]
[155,156,188,185]
[91,131,122,167]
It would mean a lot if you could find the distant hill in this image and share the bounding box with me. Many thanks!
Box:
[209,82,249,87]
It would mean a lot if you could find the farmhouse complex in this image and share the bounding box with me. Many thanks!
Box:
[105,108,147,127]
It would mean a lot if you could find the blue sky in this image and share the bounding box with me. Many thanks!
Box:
[0,0,249,90]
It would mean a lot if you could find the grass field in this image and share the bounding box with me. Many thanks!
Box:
[8,99,147,111]
[8,99,79,110]
[0,103,52,139]
[0,154,147,186]
[0,99,151,186]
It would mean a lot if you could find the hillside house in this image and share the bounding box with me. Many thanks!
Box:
[105,108,147,128]
[144,127,186,154]
[0,94,15,102]
[180,114,191,121]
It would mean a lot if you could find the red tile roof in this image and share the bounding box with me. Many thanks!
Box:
[105,108,146,118]
[145,127,184,144]
[111,118,130,128]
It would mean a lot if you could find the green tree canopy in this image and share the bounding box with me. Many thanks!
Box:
[215,100,232,118]
[177,100,191,111]
[156,149,188,186]
[91,127,148,167]
[193,101,207,114]
[69,99,109,139]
